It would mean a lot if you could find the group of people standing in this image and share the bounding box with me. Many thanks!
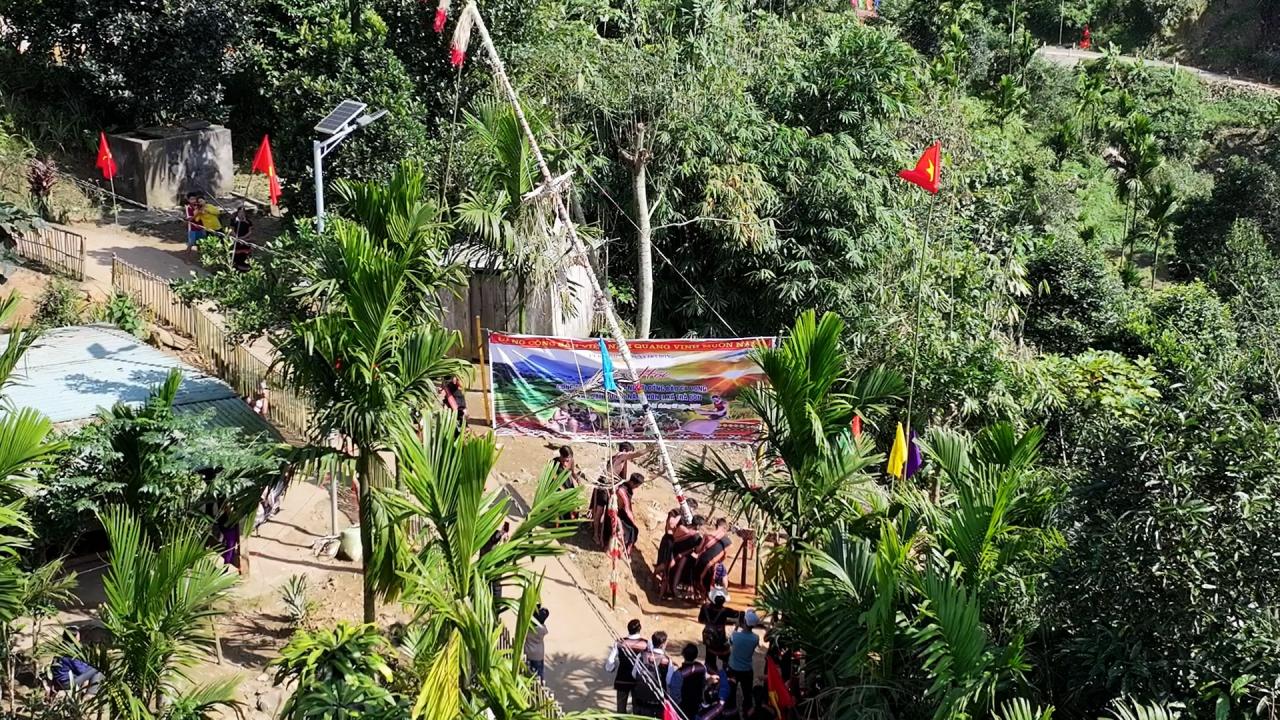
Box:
[549,441,648,554]
[655,512,733,601]
[183,192,255,271]
[606,602,801,720]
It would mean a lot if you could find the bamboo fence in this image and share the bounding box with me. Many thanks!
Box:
[16,224,85,280]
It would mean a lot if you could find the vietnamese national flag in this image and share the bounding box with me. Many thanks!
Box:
[95,132,118,180]
[767,656,796,717]
[897,142,941,194]
[251,135,282,206]
[662,701,679,720]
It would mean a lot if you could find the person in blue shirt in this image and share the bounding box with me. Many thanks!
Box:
[728,616,761,712]
[51,627,103,695]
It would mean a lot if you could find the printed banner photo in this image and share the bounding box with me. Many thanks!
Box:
[487,333,776,442]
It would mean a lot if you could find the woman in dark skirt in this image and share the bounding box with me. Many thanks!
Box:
[655,509,681,570]
[664,515,705,598]
[684,518,732,596]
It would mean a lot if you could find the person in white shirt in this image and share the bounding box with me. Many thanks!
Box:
[605,619,651,713]
[525,606,550,680]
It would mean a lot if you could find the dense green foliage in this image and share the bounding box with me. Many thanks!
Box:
[30,369,283,560]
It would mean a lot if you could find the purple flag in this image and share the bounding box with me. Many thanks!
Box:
[905,430,923,479]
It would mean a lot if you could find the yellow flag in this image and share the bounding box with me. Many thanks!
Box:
[886,422,907,479]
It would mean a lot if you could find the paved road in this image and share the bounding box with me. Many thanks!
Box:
[1035,46,1279,94]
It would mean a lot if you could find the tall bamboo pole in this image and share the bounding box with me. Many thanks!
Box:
[469,6,693,522]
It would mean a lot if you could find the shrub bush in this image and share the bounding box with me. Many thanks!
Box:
[1021,236,1127,355]
[30,279,82,330]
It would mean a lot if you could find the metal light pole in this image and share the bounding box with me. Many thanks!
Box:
[1059,0,1065,46]
[312,100,388,233]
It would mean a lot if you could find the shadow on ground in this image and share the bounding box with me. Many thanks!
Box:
[543,651,614,713]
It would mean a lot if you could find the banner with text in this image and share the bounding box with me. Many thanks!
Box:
[487,333,776,442]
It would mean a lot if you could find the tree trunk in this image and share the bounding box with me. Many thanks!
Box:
[629,123,654,339]
[1150,235,1160,289]
[349,0,362,31]
[4,625,13,715]
[358,451,376,624]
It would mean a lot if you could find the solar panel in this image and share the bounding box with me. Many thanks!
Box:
[314,100,368,136]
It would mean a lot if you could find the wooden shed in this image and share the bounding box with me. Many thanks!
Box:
[442,244,598,359]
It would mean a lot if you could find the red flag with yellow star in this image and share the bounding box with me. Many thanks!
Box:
[251,134,282,206]
[95,132,118,180]
[767,655,796,717]
[898,142,941,194]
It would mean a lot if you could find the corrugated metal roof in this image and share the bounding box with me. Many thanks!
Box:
[174,398,282,440]
[2,324,278,438]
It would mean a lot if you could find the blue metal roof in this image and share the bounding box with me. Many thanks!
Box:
[2,325,277,438]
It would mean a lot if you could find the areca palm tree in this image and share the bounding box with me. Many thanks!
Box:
[681,309,904,590]
[90,506,240,719]
[1142,183,1178,289]
[331,161,466,309]
[372,410,582,720]
[1109,112,1163,275]
[276,217,469,623]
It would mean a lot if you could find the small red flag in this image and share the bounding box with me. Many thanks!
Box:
[662,701,679,720]
[767,656,796,716]
[95,132,118,181]
[851,415,862,438]
[251,135,282,206]
[897,142,941,194]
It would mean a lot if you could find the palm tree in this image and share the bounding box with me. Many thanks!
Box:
[276,216,469,623]
[272,622,402,719]
[1142,183,1178,288]
[1074,71,1107,145]
[332,160,466,308]
[0,293,92,716]
[453,101,575,332]
[756,421,1060,719]
[681,310,904,591]
[89,368,283,536]
[917,423,1061,627]
[0,556,76,711]
[372,410,582,720]
[91,506,240,719]
[1109,112,1163,274]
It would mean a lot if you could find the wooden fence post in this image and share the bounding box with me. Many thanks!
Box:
[475,316,491,424]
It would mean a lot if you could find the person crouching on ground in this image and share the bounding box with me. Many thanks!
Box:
[52,627,103,696]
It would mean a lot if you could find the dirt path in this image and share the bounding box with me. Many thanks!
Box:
[1035,45,1280,94]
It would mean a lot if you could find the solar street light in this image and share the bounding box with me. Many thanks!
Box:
[311,99,387,232]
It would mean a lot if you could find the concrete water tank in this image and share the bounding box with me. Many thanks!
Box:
[104,122,233,208]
